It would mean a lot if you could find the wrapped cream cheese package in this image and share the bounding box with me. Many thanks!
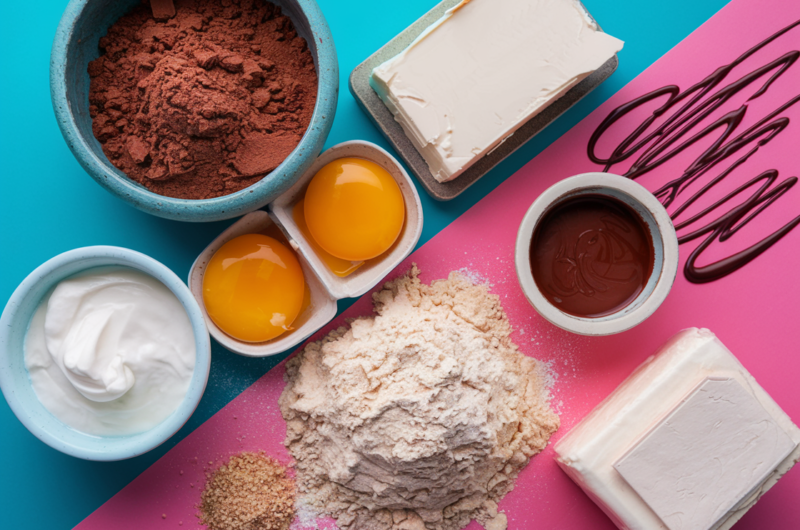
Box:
[370,0,623,182]
[554,328,800,530]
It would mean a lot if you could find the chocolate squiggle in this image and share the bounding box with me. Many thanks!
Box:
[588,20,800,283]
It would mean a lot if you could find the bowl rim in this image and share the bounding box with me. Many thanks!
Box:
[514,173,679,336]
[49,0,339,223]
[0,246,211,461]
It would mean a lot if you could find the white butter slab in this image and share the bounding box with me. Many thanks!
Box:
[270,140,423,299]
[369,0,623,183]
[614,377,797,530]
[554,328,800,530]
[350,0,619,201]
[188,211,337,358]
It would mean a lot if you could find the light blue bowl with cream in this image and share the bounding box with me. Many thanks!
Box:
[0,247,211,461]
[50,0,338,222]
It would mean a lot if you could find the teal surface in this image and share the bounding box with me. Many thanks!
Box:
[0,0,728,528]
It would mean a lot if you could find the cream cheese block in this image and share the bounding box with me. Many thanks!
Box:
[369,0,624,183]
[554,328,800,530]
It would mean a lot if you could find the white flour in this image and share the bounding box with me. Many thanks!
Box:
[279,267,559,530]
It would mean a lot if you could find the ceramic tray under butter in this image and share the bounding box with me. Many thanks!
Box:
[188,141,423,357]
[349,0,619,201]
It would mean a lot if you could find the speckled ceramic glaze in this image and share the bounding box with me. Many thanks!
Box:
[50,0,338,222]
[0,247,211,461]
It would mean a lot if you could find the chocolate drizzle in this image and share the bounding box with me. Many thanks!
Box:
[588,20,800,283]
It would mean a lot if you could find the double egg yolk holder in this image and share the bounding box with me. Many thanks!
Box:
[188,140,424,357]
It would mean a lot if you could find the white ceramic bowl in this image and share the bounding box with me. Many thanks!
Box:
[0,247,211,460]
[515,173,679,336]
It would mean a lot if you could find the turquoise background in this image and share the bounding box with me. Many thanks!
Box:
[0,0,728,528]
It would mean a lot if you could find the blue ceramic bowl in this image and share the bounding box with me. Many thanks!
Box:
[0,247,211,461]
[50,0,338,222]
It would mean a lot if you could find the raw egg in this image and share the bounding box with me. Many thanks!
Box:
[203,234,305,343]
[304,157,405,261]
[293,199,364,277]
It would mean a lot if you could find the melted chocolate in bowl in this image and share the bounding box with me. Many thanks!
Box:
[530,194,654,318]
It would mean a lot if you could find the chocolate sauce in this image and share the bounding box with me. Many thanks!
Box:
[530,195,654,318]
[588,20,800,283]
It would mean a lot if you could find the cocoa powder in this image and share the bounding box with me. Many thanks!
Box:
[88,0,318,200]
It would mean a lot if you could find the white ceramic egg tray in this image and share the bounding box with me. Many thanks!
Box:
[189,140,423,357]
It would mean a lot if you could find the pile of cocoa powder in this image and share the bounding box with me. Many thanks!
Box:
[88,0,318,200]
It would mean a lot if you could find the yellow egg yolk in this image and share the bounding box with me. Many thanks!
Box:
[203,234,305,343]
[304,157,405,261]
[293,199,364,277]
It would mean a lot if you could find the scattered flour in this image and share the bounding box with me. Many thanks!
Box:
[279,266,559,530]
[454,267,492,288]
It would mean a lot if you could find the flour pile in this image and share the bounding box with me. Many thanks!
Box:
[279,267,559,530]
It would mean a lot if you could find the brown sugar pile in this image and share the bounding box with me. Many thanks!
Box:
[199,452,296,530]
[88,0,318,200]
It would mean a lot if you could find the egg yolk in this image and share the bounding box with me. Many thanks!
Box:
[304,157,405,261]
[293,199,364,277]
[203,234,305,343]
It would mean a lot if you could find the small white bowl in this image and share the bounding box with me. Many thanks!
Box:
[0,247,211,461]
[188,211,337,358]
[271,140,424,299]
[514,173,679,336]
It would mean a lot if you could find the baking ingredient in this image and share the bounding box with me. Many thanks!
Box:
[555,328,800,530]
[292,199,364,277]
[370,0,623,182]
[303,158,405,261]
[199,452,295,530]
[88,0,317,199]
[614,377,796,530]
[203,234,305,342]
[25,268,196,436]
[530,194,654,317]
[280,266,559,530]
[150,0,176,21]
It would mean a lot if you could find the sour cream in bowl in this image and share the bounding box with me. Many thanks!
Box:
[0,247,210,460]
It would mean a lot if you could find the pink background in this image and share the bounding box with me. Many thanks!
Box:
[78,0,800,527]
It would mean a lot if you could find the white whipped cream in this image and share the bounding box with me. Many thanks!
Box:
[371,0,624,182]
[25,268,196,436]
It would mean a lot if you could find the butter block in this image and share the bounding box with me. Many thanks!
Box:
[614,377,796,529]
[370,0,623,183]
[554,329,800,530]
